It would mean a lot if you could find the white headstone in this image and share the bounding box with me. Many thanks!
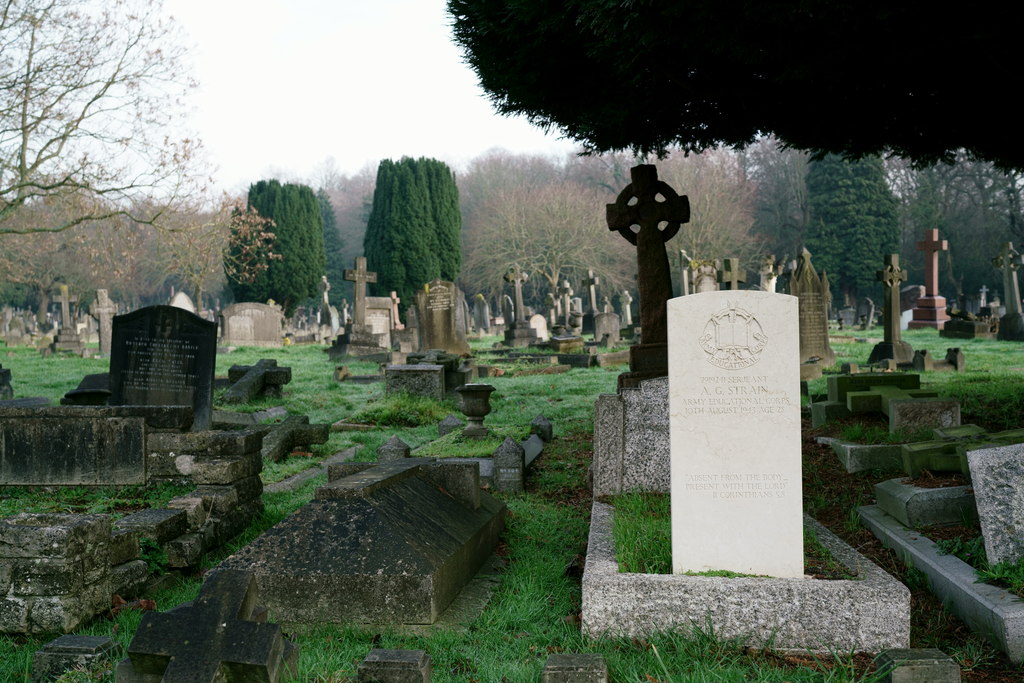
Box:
[668,290,803,578]
[528,313,549,341]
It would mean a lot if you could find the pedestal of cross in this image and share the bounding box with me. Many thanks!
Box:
[606,165,689,388]
[908,229,951,330]
[868,254,914,364]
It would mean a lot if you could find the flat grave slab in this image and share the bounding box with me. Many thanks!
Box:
[222,459,506,625]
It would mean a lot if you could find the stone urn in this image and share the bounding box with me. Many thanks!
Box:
[455,383,496,437]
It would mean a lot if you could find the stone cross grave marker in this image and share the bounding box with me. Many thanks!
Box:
[618,290,633,326]
[759,255,781,293]
[390,291,404,330]
[121,569,292,681]
[993,242,1024,340]
[668,290,802,578]
[343,256,377,326]
[581,269,600,314]
[917,229,948,298]
[869,254,914,363]
[994,242,1023,316]
[909,229,951,330]
[55,285,78,330]
[717,257,744,291]
[979,285,989,308]
[504,264,528,325]
[558,280,574,328]
[606,165,689,350]
[91,289,116,356]
[109,305,217,430]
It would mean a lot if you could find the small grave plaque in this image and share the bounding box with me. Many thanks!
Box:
[109,306,216,431]
[669,291,802,578]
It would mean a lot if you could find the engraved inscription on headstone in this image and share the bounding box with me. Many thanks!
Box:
[669,291,802,578]
[109,306,216,430]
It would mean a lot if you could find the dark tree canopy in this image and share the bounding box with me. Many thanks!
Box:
[364,157,461,307]
[229,179,324,316]
[448,1,1024,170]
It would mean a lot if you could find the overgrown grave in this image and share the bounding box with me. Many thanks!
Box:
[221,458,506,626]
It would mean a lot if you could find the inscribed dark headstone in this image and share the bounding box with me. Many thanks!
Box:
[414,280,470,355]
[788,248,835,366]
[109,306,216,431]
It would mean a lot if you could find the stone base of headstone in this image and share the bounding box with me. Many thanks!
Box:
[616,342,667,389]
[582,502,910,650]
[357,649,432,682]
[800,361,823,381]
[867,340,914,365]
[34,635,117,682]
[548,335,584,353]
[940,319,995,340]
[542,653,609,683]
[874,648,961,683]
[908,296,951,330]
[503,323,537,348]
[998,312,1024,341]
[50,331,85,355]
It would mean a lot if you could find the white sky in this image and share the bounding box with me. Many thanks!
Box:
[164,0,578,193]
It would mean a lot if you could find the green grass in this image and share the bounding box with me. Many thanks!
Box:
[610,493,859,580]
[0,482,193,518]
[934,531,1024,598]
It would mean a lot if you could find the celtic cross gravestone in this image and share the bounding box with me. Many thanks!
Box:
[869,254,914,363]
[606,165,690,387]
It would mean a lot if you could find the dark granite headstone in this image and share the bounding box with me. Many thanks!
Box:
[414,280,471,355]
[109,306,216,430]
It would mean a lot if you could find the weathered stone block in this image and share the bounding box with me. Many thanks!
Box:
[115,509,187,545]
[889,399,960,434]
[875,478,976,528]
[165,533,203,568]
[33,634,117,683]
[875,648,961,683]
[357,649,432,682]
[111,560,148,599]
[109,529,140,566]
[542,653,609,683]
[0,514,110,559]
[166,496,207,531]
[385,364,445,400]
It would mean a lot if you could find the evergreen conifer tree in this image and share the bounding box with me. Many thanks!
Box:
[227,179,324,316]
[364,157,461,306]
[318,189,345,305]
[805,155,898,303]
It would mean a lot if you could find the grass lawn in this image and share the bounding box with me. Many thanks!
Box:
[1,328,1023,681]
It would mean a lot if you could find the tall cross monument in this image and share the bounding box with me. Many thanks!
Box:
[606,165,690,387]
[908,229,951,330]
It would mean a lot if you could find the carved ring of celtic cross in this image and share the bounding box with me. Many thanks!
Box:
[606,165,690,246]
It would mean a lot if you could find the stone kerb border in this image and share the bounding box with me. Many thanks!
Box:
[582,501,910,652]
[859,504,1024,663]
